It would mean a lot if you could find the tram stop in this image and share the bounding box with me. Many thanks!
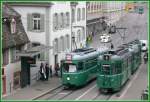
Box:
[16,44,52,88]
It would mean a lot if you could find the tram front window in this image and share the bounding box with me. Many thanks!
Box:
[63,63,77,72]
[102,64,110,75]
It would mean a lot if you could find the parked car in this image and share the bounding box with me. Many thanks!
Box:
[100,34,111,43]
[140,40,148,52]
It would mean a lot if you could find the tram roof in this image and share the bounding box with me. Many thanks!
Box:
[65,47,108,61]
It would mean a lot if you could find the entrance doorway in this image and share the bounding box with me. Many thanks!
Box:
[54,54,58,65]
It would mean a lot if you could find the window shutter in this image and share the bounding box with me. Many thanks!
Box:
[40,14,45,32]
[27,13,32,31]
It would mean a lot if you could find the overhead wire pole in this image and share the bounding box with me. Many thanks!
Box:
[116,27,127,44]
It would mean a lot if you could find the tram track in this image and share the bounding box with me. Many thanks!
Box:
[33,85,64,100]
[92,91,113,100]
[46,88,75,100]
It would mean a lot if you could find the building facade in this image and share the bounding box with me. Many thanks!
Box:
[10,2,86,69]
[2,4,29,96]
[4,2,86,95]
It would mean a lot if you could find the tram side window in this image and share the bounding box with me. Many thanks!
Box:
[85,59,97,69]
[102,65,110,75]
[115,63,122,74]
[78,62,83,71]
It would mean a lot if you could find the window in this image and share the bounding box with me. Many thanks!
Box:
[85,58,97,69]
[33,14,40,30]
[78,62,83,70]
[77,30,81,42]
[69,65,77,72]
[82,27,85,40]
[77,8,81,21]
[87,3,90,12]
[27,13,45,32]
[2,49,9,65]
[102,64,110,75]
[71,9,75,23]
[53,13,58,30]
[60,13,64,28]
[82,8,85,20]
[66,12,70,27]
[60,36,64,51]
[91,3,94,12]
[94,3,97,10]
[118,63,122,73]
[66,35,70,49]
[11,18,16,34]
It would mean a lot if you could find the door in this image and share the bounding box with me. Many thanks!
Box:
[2,76,6,95]
[20,57,31,88]
[54,54,58,65]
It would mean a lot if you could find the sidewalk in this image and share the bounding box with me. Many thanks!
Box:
[2,77,62,100]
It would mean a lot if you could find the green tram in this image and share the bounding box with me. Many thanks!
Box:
[121,40,142,74]
[61,47,108,87]
[97,40,142,92]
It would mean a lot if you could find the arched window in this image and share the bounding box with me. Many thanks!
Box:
[11,18,16,33]
[71,9,75,23]
[66,35,70,49]
[91,3,93,12]
[82,27,85,40]
[61,36,64,51]
[53,13,58,31]
[66,12,70,27]
[82,8,85,20]
[60,13,64,28]
[77,8,81,21]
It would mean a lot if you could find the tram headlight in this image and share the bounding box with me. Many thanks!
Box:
[67,77,70,80]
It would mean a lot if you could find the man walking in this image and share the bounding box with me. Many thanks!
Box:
[45,63,49,81]
[49,65,53,77]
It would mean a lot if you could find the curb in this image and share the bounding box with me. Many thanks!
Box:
[32,85,62,100]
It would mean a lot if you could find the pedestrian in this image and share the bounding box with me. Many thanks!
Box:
[91,31,94,37]
[110,43,114,49]
[55,63,60,76]
[45,63,49,81]
[86,36,89,47]
[40,63,45,81]
[49,65,53,77]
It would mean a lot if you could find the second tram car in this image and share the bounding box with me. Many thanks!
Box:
[61,47,108,87]
[97,40,142,92]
